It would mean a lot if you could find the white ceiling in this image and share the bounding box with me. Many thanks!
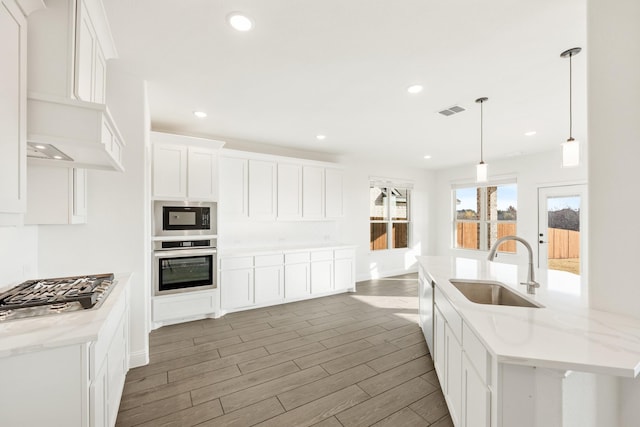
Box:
[103,0,586,169]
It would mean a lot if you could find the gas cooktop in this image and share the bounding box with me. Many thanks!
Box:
[0,273,116,322]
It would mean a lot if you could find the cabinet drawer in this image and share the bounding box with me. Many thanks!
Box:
[334,248,354,259]
[254,254,283,267]
[153,291,216,322]
[434,287,462,342]
[285,252,310,264]
[221,256,253,270]
[311,250,333,261]
[463,323,490,384]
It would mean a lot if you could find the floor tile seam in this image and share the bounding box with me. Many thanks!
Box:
[275,380,368,412]
[117,391,193,427]
[166,359,240,384]
[243,396,287,427]
[355,365,435,398]
[188,361,302,403]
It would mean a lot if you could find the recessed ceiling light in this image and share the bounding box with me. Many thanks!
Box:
[407,85,424,94]
[227,13,253,32]
[193,111,207,118]
[525,131,537,136]
[423,155,432,159]
[53,155,63,160]
[316,135,326,141]
[35,145,46,150]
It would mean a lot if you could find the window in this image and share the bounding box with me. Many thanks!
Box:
[370,184,410,250]
[454,183,517,252]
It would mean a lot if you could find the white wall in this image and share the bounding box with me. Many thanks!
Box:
[433,150,587,263]
[0,226,38,287]
[587,0,640,425]
[340,157,436,281]
[36,64,150,367]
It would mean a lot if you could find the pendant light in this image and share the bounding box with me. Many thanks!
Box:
[560,47,581,167]
[475,97,489,182]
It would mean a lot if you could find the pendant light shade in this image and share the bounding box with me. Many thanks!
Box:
[476,97,489,183]
[560,47,581,168]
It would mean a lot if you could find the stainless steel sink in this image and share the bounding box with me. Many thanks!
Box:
[449,279,542,308]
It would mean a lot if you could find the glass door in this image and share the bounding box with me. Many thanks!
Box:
[538,185,587,277]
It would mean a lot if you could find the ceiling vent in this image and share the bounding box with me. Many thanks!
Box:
[438,105,466,116]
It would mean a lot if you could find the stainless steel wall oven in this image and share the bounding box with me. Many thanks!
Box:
[153,239,216,296]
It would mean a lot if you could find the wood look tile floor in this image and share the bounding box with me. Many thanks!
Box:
[116,274,452,427]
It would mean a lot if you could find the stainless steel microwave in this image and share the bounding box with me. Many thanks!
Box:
[153,201,216,237]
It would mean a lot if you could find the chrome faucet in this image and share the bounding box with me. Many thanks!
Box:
[487,235,540,294]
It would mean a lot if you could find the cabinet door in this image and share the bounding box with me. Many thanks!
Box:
[334,257,353,291]
[153,144,188,198]
[310,260,333,294]
[446,324,463,427]
[0,0,26,216]
[302,166,324,219]
[433,304,446,387]
[221,268,254,309]
[107,314,128,426]
[93,43,106,103]
[254,265,283,304]
[463,353,491,427]
[75,0,96,102]
[285,263,310,299]
[248,160,277,219]
[188,147,218,200]
[220,157,249,218]
[89,365,108,427]
[277,163,302,219]
[325,168,344,218]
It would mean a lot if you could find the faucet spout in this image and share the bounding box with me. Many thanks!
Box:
[487,235,540,294]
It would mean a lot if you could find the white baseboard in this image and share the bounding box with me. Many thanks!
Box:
[356,267,418,283]
[129,349,149,368]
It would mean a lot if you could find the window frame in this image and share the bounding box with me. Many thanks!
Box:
[452,181,517,253]
[370,184,411,251]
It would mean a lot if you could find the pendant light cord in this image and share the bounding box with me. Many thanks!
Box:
[569,52,573,140]
[480,100,484,163]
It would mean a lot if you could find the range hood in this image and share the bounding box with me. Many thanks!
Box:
[27,93,126,172]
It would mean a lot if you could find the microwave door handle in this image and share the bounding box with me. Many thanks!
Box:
[154,248,217,257]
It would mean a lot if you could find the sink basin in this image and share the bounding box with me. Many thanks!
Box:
[449,279,542,308]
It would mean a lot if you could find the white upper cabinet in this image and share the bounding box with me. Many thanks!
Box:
[151,132,224,201]
[302,166,324,219]
[277,163,302,220]
[25,166,88,225]
[220,157,249,219]
[0,0,27,223]
[28,0,116,102]
[220,150,344,222]
[248,160,277,220]
[153,143,187,198]
[325,168,344,218]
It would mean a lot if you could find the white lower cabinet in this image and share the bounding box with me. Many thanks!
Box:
[462,353,491,427]
[221,268,254,310]
[254,265,283,304]
[433,287,492,427]
[153,290,217,324]
[284,252,311,299]
[221,247,355,312]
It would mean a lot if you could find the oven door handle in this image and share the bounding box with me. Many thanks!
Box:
[154,248,217,258]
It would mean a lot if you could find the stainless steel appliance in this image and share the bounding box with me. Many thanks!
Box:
[153,239,216,296]
[154,201,216,237]
[0,273,116,321]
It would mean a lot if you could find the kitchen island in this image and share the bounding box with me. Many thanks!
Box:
[0,273,132,427]
[417,256,640,427]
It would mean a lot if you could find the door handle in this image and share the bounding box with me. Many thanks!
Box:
[539,240,547,244]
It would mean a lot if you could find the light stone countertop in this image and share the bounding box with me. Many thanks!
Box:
[418,256,640,378]
[0,273,131,358]
[219,243,356,257]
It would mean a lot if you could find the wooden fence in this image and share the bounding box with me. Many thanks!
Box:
[548,228,580,259]
[456,223,516,252]
[370,223,408,250]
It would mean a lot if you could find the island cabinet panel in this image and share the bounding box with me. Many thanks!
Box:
[462,353,491,427]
